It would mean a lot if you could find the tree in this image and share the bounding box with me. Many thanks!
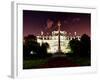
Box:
[40,42,50,57]
[69,34,91,58]
[69,38,81,57]
[80,34,91,57]
[23,34,40,59]
[23,34,50,59]
[24,35,37,42]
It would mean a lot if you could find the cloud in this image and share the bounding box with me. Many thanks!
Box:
[72,18,80,23]
[46,19,54,29]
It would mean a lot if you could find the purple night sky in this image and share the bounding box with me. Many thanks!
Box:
[23,10,91,37]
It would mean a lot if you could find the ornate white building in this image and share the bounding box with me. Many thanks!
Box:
[37,30,80,54]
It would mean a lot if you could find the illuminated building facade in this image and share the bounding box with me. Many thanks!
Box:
[37,30,81,54]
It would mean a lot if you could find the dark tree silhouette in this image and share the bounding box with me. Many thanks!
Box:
[23,34,40,59]
[23,34,50,59]
[69,34,91,58]
[69,38,81,57]
[80,34,91,57]
[40,42,50,57]
[24,35,37,42]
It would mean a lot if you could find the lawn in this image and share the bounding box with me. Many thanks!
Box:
[23,54,90,69]
[23,59,48,69]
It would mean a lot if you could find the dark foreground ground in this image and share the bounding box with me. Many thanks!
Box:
[23,54,90,69]
[39,57,79,68]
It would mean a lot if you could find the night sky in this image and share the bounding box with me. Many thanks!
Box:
[23,10,91,37]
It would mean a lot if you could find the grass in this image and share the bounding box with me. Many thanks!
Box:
[23,59,47,69]
[73,57,91,66]
[23,53,91,69]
